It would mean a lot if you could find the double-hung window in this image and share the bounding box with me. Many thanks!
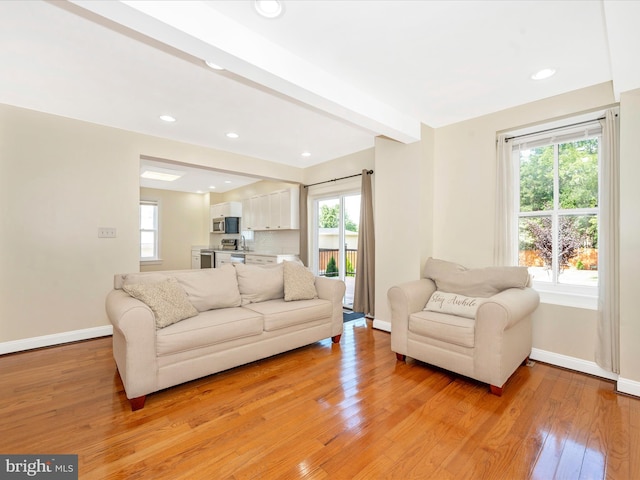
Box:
[511,120,602,304]
[140,200,159,261]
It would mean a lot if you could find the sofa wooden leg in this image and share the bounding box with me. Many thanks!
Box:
[331,334,341,343]
[395,353,406,362]
[489,385,503,397]
[129,396,146,411]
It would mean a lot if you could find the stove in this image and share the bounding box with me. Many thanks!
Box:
[220,238,238,251]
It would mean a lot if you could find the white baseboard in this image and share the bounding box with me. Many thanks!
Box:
[617,377,640,397]
[0,325,113,355]
[372,319,391,332]
[530,347,619,381]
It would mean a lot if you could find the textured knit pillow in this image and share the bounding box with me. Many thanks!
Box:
[283,260,318,301]
[123,277,198,328]
[424,291,485,319]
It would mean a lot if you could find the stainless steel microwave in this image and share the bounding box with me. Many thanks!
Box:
[212,217,239,234]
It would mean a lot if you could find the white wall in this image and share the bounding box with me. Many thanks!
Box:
[374,137,424,323]
[619,88,640,387]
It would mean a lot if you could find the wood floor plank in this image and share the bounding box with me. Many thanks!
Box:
[0,320,637,479]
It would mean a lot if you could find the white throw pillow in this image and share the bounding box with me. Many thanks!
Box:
[424,291,485,319]
[172,265,242,312]
[283,260,317,301]
[234,263,284,305]
[123,278,198,329]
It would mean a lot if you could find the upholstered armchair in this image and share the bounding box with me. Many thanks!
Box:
[388,258,540,395]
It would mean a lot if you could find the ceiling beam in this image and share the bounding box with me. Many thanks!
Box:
[69,0,421,143]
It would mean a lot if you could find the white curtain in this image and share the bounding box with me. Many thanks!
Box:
[595,109,620,374]
[493,134,515,266]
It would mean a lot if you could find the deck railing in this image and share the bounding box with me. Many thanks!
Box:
[318,248,357,277]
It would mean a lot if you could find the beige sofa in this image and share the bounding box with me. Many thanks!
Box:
[388,258,540,395]
[105,262,345,410]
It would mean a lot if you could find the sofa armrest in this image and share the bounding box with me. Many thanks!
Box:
[476,287,540,330]
[315,276,346,337]
[388,279,436,354]
[105,289,158,399]
[474,287,539,387]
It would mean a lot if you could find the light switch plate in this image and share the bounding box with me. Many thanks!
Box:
[98,227,117,238]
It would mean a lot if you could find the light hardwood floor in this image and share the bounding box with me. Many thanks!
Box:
[1,319,638,479]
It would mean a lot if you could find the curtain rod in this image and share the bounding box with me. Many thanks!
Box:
[303,170,373,188]
[504,115,614,143]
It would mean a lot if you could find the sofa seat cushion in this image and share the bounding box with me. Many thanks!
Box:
[243,298,332,332]
[409,310,475,348]
[156,307,263,356]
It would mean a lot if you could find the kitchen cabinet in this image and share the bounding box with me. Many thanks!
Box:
[210,201,242,219]
[243,188,299,231]
[245,254,299,265]
[191,245,207,269]
[241,198,252,231]
[191,252,201,269]
[215,252,232,267]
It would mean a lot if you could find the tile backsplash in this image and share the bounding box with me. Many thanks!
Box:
[211,230,299,255]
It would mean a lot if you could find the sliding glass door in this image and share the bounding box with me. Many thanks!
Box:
[314,193,360,308]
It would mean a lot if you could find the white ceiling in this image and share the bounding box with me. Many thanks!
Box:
[140,158,260,193]
[1,1,639,191]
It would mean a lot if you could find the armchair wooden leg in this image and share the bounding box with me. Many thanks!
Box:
[395,353,406,362]
[489,385,503,397]
[129,395,146,411]
[331,334,341,343]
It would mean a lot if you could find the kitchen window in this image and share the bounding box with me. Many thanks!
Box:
[140,200,159,262]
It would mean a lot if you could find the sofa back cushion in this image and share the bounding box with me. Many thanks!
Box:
[423,257,530,298]
[172,265,242,312]
[235,263,284,305]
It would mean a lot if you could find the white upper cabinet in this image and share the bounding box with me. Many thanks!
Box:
[241,198,253,231]
[210,201,242,219]
[242,187,299,230]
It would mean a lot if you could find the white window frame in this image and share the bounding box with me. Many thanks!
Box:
[509,119,602,310]
[140,199,161,264]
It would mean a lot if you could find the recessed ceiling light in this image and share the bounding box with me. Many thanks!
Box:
[301,152,311,157]
[205,60,224,71]
[209,185,216,189]
[159,115,176,122]
[196,190,204,194]
[224,180,232,184]
[140,170,183,182]
[254,0,283,18]
[531,68,556,80]
[226,132,239,139]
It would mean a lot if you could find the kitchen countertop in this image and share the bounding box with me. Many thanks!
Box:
[211,250,298,256]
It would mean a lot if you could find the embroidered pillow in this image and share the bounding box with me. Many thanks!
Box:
[283,260,318,301]
[123,277,198,329]
[424,291,485,319]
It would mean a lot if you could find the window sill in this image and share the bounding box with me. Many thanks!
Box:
[534,285,597,310]
[140,259,163,266]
